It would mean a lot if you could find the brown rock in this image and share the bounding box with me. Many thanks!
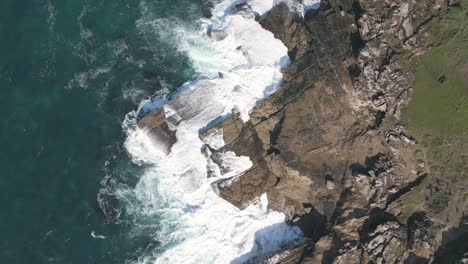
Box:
[137,109,176,155]
[211,161,279,209]
[196,0,462,261]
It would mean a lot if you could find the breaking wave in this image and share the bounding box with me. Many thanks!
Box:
[116,0,319,263]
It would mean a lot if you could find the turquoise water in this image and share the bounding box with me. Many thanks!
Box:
[0,0,210,262]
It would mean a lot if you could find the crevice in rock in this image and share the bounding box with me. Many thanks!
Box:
[268,115,285,155]
[385,174,428,210]
[331,187,354,225]
[359,208,397,241]
[295,207,329,240]
[348,62,361,77]
[347,1,365,58]
[350,163,369,176]
[373,111,386,129]
[403,15,436,44]
[404,253,430,264]
[365,153,389,175]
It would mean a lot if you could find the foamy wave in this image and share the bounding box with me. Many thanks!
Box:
[123,129,302,263]
[275,0,320,17]
[121,0,312,263]
[65,66,111,90]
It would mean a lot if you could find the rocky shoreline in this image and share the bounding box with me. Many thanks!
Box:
[139,0,468,263]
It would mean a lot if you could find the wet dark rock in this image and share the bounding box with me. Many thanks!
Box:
[137,109,177,155]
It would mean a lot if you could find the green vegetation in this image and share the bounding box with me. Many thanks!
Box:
[425,1,468,46]
[405,40,468,136]
[397,2,468,225]
[401,2,468,134]
[404,0,468,179]
[427,223,443,240]
[428,192,450,213]
[396,176,431,224]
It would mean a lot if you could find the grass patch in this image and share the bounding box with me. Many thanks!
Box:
[402,0,468,170]
[397,2,468,224]
[405,41,468,136]
[397,176,431,224]
[425,4,467,46]
[404,1,468,136]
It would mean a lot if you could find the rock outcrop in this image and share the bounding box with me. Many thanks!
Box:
[206,0,421,226]
[140,0,468,262]
[202,0,468,262]
[137,108,176,155]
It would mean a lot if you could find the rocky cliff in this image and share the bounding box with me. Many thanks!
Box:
[139,0,468,262]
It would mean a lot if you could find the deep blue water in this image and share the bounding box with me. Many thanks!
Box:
[0,0,210,262]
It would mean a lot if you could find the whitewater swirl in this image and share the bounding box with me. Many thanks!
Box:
[120,0,319,263]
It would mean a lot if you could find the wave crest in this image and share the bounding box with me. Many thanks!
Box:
[116,0,311,263]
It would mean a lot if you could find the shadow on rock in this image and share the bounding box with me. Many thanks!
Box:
[230,222,303,264]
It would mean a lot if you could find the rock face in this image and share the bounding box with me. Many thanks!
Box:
[207,0,419,225]
[137,108,176,155]
[212,160,279,209]
[201,0,468,262]
[139,0,468,262]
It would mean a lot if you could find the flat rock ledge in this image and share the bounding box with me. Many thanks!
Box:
[138,0,468,262]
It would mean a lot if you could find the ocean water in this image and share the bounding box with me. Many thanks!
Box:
[0,0,317,263]
[0,0,204,262]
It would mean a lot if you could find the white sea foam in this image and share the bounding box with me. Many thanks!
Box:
[121,0,323,263]
[216,151,253,179]
[248,0,275,15]
[221,0,321,18]
[65,66,111,89]
[91,231,106,239]
[78,6,93,40]
[202,129,225,150]
[275,0,320,17]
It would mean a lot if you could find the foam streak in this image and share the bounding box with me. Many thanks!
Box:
[122,1,313,263]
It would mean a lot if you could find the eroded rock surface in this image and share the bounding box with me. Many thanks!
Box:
[201,0,468,262]
[139,0,468,262]
[137,108,177,155]
[207,0,420,224]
